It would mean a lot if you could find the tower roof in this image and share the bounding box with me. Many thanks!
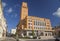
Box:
[22,2,27,8]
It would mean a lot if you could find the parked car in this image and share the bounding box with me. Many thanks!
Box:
[37,36,41,39]
[29,36,33,39]
[29,36,41,39]
[33,36,37,39]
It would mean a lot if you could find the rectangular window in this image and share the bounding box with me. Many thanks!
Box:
[28,23,32,26]
[28,19,32,22]
[29,26,32,29]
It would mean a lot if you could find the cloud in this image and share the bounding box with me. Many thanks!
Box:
[2,2,6,7]
[7,8,13,13]
[53,8,60,17]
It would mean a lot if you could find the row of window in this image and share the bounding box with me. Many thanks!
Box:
[34,20,46,26]
[28,32,52,36]
[28,19,32,22]
[28,26,46,29]
[28,22,46,26]
[28,20,51,28]
[34,27,46,29]
[28,23,32,25]
[28,19,50,26]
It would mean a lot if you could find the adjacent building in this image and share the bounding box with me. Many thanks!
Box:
[0,0,7,38]
[53,26,60,37]
[11,29,16,34]
[17,2,54,39]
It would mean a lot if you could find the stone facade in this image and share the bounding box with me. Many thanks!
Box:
[53,26,60,37]
[0,0,7,38]
[11,29,16,34]
[17,2,54,39]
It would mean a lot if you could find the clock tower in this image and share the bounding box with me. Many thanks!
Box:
[20,2,28,20]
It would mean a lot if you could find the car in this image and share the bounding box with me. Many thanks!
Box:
[33,36,37,39]
[29,36,33,39]
[37,36,41,39]
[33,36,41,39]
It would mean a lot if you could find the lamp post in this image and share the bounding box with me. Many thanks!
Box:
[16,34,19,41]
[16,29,19,41]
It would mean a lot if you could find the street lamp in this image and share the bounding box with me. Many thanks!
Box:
[16,29,19,41]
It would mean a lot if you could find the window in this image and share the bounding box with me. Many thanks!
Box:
[34,21,35,25]
[48,33,52,36]
[41,22,46,26]
[29,26,30,29]
[28,23,30,25]
[36,27,37,29]
[28,19,32,22]
[28,23,32,26]
[38,21,39,26]
[29,33,33,36]
[37,27,38,29]
[40,32,44,36]
[29,27,31,29]
[34,27,36,29]
[45,33,47,36]
[34,20,46,30]
[36,21,37,25]
[47,25,50,27]
[29,26,32,29]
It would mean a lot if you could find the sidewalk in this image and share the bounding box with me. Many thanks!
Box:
[19,38,55,40]
[0,37,6,40]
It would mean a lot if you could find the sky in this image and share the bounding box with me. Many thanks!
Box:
[2,0,60,32]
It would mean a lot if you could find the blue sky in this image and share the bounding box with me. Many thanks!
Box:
[2,0,60,32]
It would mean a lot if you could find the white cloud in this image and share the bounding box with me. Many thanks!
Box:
[7,8,13,13]
[53,8,60,17]
[2,2,6,7]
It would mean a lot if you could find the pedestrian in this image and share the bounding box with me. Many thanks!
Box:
[16,35,19,41]
[55,38,59,41]
[16,39,19,41]
[16,37,19,41]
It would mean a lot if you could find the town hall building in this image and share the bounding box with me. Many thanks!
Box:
[17,2,54,39]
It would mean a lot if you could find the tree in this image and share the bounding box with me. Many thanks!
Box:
[32,30,34,37]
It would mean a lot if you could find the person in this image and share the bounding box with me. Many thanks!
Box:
[16,35,19,41]
[16,39,19,41]
[55,38,59,41]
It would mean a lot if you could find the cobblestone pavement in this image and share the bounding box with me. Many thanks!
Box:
[0,37,60,41]
[19,38,60,41]
[0,37,16,41]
